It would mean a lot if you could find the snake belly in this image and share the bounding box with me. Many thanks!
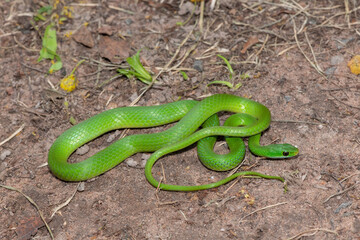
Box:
[48,94,271,181]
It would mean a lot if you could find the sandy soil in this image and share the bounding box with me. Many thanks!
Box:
[0,0,359,239]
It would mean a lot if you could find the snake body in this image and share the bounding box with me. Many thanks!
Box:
[48,94,298,191]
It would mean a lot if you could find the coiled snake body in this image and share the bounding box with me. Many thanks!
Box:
[48,94,298,191]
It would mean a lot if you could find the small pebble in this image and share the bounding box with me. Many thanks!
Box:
[141,153,151,160]
[77,182,85,192]
[336,37,354,49]
[324,67,336,76]
[317,124,323,130]
[193,60,203,72]
[330,55,344,65]
[0,150,11,161]
[334,201,352,214]
[284,95,292,103]
[125,158,138,167]
[107,134,116,143]
[125,18,133,25]
[129,92,138,102]
[76,145,90,155]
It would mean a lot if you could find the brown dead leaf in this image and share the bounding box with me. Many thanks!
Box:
[98,36,131,64]
[98,25,115,36]
[241,36,259,54]
[16,215,44,240]
[72,25,95,48]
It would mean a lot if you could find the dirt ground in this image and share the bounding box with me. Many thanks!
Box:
[1,0,360,239]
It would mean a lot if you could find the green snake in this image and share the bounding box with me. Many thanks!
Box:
[48,94,298,191]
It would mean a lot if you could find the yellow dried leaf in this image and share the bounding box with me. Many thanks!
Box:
[347,55,360,75]
[60,74,78,92]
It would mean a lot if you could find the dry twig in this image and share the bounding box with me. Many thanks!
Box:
[50,183,81,219]
[323,183,357,203]
[239,202,288,223]
[0,124,25,147]
[0,184,54,239]
[285,228,338,240]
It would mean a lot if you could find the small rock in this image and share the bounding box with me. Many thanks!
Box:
[141,159,147,168]
[125,158,138,167]
[98,25,115,35]
[324,67,336,76]
[76,145,90,155]
[141,154,150,168]
[107,130,122,142]
[129,92,139,102]
[284,95,292,103]
[336,37,355,49]
[193,60,203,72]
[334,201,352,214]
[77,182,85,192]
[0,150,11,160]
[330,55,344,66]
[125,18,133,25]
[107,133,116,143]
[141,153,150,160]
[317,124,323,130]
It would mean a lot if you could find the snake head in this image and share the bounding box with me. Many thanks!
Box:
[264,143,299,159]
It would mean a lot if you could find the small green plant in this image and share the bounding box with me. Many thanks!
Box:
[207,55,242,90]
[117,50,153,85]
[217,54,234,79]
[37,23,62,73]
[34,5,53,21]
[179,71,189,80]
[34,2,74,73]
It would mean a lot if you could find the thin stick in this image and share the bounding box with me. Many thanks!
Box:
[239,202,288,223]
[272,119,323,125]
[286,228,338,240]
[0,184,54,239]
[199,0,205,33]
[292,20,327,79]
[304,31,322,72]
[344,0,350,29]
[329,92,360,110]
[323,183,357,203]
[160,162,166,183]
[0,124,25,147]
[339,171,360,183]
[255,34,269,56]
[108,5,134,15]
[50,183,81,219]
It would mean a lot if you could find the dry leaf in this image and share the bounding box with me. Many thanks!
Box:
[241,36,259,54]
[98,36,131,64]
[347,55,360,75]
[72,25,95,48]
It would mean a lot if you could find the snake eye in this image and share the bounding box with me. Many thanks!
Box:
[282,151,289,156]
